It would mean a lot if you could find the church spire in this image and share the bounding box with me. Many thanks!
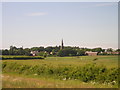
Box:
[61,39,64,50]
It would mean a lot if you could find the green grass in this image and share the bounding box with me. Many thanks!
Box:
[2,55,118,68]
[2,55,119,88]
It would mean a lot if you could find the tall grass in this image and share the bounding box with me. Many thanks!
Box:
[3,73,117,88]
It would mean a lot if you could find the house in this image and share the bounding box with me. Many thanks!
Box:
[30,51,39,56]
[85,51,98,56]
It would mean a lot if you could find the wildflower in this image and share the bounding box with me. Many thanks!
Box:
[112,81,116,83]
[34,74,38,76]
[63,78,66,81]
[111,81,116,85]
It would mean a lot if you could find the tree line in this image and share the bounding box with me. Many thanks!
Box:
[1,46,120,57]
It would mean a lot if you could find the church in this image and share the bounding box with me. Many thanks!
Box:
[60,39,98,56]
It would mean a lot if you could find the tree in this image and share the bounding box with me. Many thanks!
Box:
[51,49,56,55]
[52,46,60,52]
[45,47,53,53]
[38,47,45,52]
[0,50,2,55]
[57,49,77,57]
[77,50,85,56]
[116,49,120,52]
[31,47,39,51]
[17,48,24,55]
[43,52,47,58]
[2,49,9,55]
[9,46,18,55]
[107,48,113,52]
[24,48,31,56]
[92,48,103,53]
[38,51,45,56]
[14,49,19,55]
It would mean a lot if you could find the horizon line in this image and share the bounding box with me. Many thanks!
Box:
[1,45,118,50]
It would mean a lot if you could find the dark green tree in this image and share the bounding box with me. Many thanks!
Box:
[57,49,77,57]
[0,50,2,55]
[116,49,120,52]
[92,48,103,53]
[107,48,113,52]
[45,47,53,53]
[9,46,17,55]
[31,47,39,51]
[38,47,45,52]
[24,48,31,56]
[2,49,9,55]
[77,50,85,56]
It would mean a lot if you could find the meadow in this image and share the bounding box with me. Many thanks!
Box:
[2,55,119,88]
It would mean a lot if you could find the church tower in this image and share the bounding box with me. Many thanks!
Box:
[61,39,64,50]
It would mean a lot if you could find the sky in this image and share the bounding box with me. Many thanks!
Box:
[2,2,118,49]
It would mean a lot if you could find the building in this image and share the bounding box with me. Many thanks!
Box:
[85,51,98,56]
[60,39,64,50]
[30,51,39,56]
[106,51,119,55]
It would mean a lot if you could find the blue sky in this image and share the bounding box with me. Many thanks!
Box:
[2,2,118,49]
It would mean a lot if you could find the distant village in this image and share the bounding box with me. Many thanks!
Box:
[1,39,120,57]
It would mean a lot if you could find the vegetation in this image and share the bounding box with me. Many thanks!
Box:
[3,62,119,84]
[1,56,44,60]
[57,49,77,57]
[1,46,120,57]
[3,73,116,88]
[2,55,119,88]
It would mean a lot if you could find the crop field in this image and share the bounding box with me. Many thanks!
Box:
[2,55,119,88]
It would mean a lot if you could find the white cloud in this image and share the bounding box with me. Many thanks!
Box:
[26,12,47,16]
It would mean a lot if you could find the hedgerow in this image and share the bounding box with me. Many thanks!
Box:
[1,56,44,60]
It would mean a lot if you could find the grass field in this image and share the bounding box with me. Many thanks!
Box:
[2,55,119,88]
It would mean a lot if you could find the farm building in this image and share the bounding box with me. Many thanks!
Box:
[106,51,119,55]
[85,51,98,56]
